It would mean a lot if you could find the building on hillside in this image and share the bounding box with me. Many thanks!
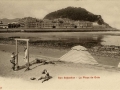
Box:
[53,18,74,28]
[39,18,74,29]
[8,22,20,28]
[74,21,93,28]
[24,18,37,28]
[93,22,106,28]
[85,21,93,28]
[40,19,53,28]
[18,17,107,29]
[0,23,8,29]
[62,22,74,28]
[18,17,41,28]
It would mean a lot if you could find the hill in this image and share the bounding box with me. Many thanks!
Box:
[0,18,20,24]
[44,7,105,25]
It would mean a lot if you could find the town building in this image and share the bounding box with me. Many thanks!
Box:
[40,19,54,28]
[18,17,41,28]
[74,21,93,28]
[0,23,8,29]
[93,22,106,28]
[17,17,106,29]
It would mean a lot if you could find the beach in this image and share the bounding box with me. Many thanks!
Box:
[0,44,120,90]
[0,31,120,90]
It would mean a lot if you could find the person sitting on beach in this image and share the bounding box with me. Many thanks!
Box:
[38,69,52,83]
[10,52,17,70]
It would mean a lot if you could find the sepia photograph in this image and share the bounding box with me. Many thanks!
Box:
[0,0,120,90]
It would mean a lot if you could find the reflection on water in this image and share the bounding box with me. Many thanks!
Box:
[101,35,120,46]
[29,35,103,49]
[0,31,120,48]
[29,32,120,48]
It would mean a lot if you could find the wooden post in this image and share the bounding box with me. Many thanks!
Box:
[25,40,30,71]
[27,40,29,65]
[15,40,18,70]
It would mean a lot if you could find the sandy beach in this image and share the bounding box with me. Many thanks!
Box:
[0,44,120,90]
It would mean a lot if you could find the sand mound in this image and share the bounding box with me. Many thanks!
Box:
[60,45,98,64]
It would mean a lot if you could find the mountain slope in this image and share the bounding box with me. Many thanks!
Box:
[44,7,105,25]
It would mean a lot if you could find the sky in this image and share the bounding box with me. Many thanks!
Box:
[0,0,120,29]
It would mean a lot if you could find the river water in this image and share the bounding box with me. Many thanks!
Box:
[0,31,120,47]
[101,35,120,46]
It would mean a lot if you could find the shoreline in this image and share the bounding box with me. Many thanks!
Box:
[0,44,120,67]
[0,28,117,33]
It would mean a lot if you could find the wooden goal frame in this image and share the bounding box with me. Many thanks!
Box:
[15,39,30,71]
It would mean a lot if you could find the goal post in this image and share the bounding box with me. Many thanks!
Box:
[15,39,30,71]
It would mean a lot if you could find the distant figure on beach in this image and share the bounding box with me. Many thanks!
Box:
[23,47,27,62]
[10,52,17,70]
[38,69,52,83]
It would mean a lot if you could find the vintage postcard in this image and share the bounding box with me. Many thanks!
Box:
[0,0,120,90]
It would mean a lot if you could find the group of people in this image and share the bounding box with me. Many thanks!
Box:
[10,47,52,83]
[10,47,28,70]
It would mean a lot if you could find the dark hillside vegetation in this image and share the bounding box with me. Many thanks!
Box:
[44,7,105,25]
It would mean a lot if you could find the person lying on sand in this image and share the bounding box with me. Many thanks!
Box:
[10,52,17,70]
[38,69,52,83]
